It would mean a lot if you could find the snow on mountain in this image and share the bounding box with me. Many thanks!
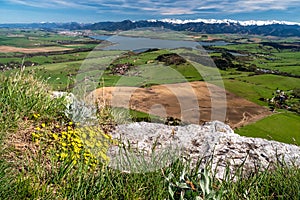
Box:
[148,18,300,26]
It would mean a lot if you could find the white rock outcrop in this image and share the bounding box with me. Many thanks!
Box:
[107,121,300,179]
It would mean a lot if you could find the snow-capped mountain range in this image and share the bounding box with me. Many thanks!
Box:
[148,18,300,26]
[1,18,300,37]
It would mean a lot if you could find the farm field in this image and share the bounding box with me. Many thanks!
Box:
[236,112,300,145]
[218,74,300,106]
[213,43,300,76]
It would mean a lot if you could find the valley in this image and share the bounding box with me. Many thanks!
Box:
[0,28,299,145]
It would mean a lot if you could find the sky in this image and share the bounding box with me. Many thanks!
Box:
[0,0,300,23]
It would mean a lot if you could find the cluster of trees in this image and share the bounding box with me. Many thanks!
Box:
[212,52,258,71]
[156,53,187,65]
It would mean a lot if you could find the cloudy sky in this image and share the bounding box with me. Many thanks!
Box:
[1,0,300,23]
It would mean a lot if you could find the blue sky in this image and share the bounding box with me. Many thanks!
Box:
[1,0,300,23]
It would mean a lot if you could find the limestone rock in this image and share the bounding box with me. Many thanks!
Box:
[107,121,300,179]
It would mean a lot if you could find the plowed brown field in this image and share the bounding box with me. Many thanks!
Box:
[91,81,271,128]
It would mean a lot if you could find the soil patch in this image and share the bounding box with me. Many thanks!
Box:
[0,45,71,53]
[91,81,271,128]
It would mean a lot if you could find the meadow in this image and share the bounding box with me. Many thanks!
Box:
[214,43,300,76]
[236,112,300,145]
[0,29,96,48]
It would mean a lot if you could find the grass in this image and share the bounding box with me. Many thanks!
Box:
[0,72,299,199]
[217,78,270,106]
[217,74,300,106]
[0,52,90,65]
[239,74,300,91]
[236,112,300,145]
[0,72,66,131]
[216,43,278,54]
[0,29,94,48]
[250,51,300,76]
[10,49,205,90]
[215,43,300,77]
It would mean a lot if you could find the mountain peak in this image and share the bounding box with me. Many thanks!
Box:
[148,18,300,26]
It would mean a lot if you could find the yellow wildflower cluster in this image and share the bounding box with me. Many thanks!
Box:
[32,120,116,167]
[33,113,41,119]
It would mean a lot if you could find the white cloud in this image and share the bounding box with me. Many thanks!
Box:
[9,0,95,9]
[7,0,300,16]
[160,8,197,15]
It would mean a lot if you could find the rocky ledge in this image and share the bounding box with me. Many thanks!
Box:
[107,121,300,179]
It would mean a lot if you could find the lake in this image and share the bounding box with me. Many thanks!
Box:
[92,35,230,51]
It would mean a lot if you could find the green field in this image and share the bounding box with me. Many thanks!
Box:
[250,51,300,76]
[0,29,97,48]
[214,43,300,76]
[216,43,278,54]
[216,74,300,106]
[236,112,300,145]
[239,74,300,90]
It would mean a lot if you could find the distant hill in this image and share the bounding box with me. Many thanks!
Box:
[1,19,300,37]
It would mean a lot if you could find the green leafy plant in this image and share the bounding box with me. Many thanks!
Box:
[165,166,225,200]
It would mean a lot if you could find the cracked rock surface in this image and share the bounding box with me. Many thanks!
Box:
[107,121,300,179]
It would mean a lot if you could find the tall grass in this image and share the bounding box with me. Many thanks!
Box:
[3,154,299,199]
[0,72,66,131]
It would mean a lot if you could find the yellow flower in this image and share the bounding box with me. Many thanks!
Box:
[84,152,91,157]
[72,154,80,160]
[41,123,46,128]
[52,133,59,140]
[61,142,67,147]
[73,138,81,144]
[33,113,40,119]
[60,152,68,159]
[35,127,41,131]
[68,121,73,126]
[73,146,81,153]
[103,134,112,140]
[81,133,87,139]
[32,132,40,138]
[90,163,97,168]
